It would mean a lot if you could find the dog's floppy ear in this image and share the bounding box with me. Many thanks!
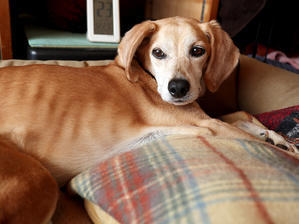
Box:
[116,21,157,82]
[201,20,240,92]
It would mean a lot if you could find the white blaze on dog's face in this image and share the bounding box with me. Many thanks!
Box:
[137,19,211,105]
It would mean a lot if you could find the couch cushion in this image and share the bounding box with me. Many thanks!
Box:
[239,55,299,114]
[0,59,111,68]
[70,135,299,224]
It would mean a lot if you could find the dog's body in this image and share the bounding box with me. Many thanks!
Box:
[0,63,212,186]
[0,17,296,223]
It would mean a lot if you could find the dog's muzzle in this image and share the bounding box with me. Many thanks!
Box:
[168,79,190,98]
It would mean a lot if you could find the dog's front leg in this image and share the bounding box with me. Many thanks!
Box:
[141,125,214,140]
[115,125,214,153]
[234,120,298,153]
[93,125,215,164]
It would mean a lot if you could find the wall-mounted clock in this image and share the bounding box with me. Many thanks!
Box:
[87,0,120,43]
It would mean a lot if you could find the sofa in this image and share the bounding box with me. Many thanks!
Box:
[0,55,298,223]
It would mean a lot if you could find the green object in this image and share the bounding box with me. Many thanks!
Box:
[25,24,119,49]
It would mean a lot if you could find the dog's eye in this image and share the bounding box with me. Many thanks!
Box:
[190,46,205,57]
[152,48,166,59]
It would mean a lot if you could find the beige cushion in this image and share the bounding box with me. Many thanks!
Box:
[238,55,299,114]
[0,59,111,68]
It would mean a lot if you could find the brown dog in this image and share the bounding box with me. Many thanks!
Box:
[0,17,296,223]
[0,135,58,223]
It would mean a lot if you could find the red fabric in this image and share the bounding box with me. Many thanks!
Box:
[254,105,299,149]
[254,105,299,130]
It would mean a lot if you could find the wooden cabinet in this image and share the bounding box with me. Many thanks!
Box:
[145,0,219,22]
[0,0,13,59]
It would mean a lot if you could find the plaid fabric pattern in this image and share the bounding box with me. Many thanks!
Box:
[71,135,299,224]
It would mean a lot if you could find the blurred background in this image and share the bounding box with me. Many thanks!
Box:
[1,0,298,73]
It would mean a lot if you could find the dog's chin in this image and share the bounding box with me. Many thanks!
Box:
[159,88,202,106]
[164,96,197,106]
[171,100,193,106]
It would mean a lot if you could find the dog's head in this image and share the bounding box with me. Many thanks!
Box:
[116,17,240,105]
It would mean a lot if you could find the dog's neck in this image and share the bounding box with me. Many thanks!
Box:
[139,63,155,81]
[111,59,158,94]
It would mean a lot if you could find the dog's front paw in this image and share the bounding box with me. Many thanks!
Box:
[260,130,299,153]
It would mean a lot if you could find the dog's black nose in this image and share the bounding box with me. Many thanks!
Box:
[168,79,190,98]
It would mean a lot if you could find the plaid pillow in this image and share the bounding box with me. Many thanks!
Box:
[70,135,299,224]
